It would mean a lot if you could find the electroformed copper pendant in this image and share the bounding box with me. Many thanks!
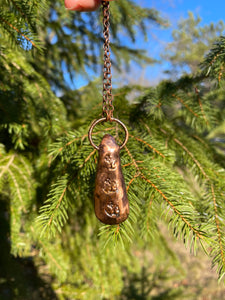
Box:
[88,118,129,225]
[94,134,129,224]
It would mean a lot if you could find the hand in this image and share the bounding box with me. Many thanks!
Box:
[65,0,114,12]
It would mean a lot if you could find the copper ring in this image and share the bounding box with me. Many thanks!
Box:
[88,117,129,150]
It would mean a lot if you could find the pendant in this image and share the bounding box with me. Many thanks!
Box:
[88,117,129,224]
[94,134,129,224]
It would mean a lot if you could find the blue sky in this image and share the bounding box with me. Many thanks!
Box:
[149,0,225,24]
[70,0,225,89]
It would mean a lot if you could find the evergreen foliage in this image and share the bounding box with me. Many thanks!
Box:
[0,1,225,299]
[162,11,225,74]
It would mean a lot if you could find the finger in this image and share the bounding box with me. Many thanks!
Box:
[65,0,114,12]
[65,0,101,11]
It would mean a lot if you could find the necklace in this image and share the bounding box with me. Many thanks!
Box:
[88,1,129,225]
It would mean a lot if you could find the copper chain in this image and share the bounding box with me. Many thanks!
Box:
[102,1,114,121]
[88,2,129,150]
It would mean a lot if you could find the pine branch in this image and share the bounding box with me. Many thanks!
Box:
[0,15,39,49]
[172,94,200,118]
[0,152,34,211]
[201,36,225,80]
[0,0,47,51]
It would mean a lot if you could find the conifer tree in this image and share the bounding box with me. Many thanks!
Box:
[162,11,225,74]
[0,0,225,299]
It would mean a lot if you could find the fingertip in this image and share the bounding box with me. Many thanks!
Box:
[65,0,102,11]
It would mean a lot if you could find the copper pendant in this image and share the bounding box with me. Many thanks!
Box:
[94,134,129,224]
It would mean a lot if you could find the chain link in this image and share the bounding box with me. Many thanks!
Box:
[102,1,114,121]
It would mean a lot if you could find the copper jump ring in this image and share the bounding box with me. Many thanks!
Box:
[88,117,128,150]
